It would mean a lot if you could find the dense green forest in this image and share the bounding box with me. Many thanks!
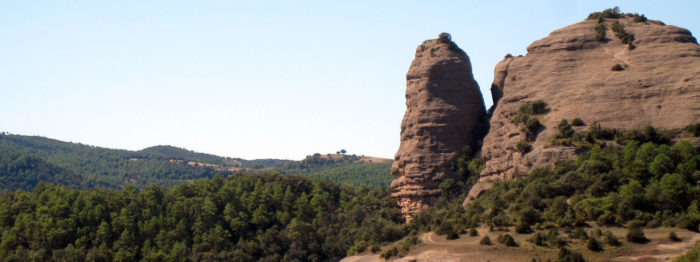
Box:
[411,126,700,243]
[273,153,392,188]
[0,133,291,191]
[0,173,406,261]
[0,148,85,191]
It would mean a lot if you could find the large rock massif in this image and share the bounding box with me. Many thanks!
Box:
[391,35,486,221]
[465,16,700,203]
[390,16,700,216]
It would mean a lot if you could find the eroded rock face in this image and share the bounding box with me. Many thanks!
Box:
[465,17,700,204]
[392,35,486,221]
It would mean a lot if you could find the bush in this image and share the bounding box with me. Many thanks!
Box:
[572,118,585,126]
[434,220,452,235]
[587,237,602,251]
[587,6,621,20]
[480,236,492,245]
[498,234,518,247]
[469,228,478,236]
[446,230,460,240]
[522,100,548,115]
[685,123,700,137]
[603,230,621,246]
[515,222,533,234]
[611,21,635,49]
[627,227,649,243]
[630,13,647,23]
[438,32,451,43]
[347,241,368,255]
[524,118,542,136]
[505,53,513,59]
[571,227,588,240]
[669,231,681,242]
[557,247,586,262]
[370,245,380,253]
[516,141,533,154]
[532,232,546,246]
[612,64,624,71]
[380,247,398,259]
[557,120,575,138]
[595,23,607,41]
[513,101,547,140]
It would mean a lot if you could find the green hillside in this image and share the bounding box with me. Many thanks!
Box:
[0,133,270,190]
[138,145,287,168]
[0,133,389,191]
[0,148,85,191]
[273,153,393,188]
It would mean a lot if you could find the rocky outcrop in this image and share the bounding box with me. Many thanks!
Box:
[465,16,700,204]
[391,34,486,221]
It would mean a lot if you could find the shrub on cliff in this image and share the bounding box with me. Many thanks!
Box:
[521,100,548,115]
[516,141,532,154]
[685,122,700,137]
[611,21,635,49]
[628,13,648,22]
[612,64,624,71]
[595,23,607,41]
[556,120,575,138]
[438,32,452,43]
[587,6,622,20]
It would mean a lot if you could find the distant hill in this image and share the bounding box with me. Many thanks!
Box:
[273,153,393,188]
[137,145,287,169]
[0,147,84,191]
[0,132,390,191]
[0,133,288,190]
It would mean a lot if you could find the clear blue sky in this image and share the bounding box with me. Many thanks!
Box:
[1,1,698,160]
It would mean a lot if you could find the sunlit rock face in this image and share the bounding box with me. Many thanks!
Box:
[466,17,700,205]
[391,34,486,221]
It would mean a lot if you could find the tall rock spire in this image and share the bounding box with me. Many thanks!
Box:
[391,33,486,221]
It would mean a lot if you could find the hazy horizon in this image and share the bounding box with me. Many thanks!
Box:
[2,1,699,160]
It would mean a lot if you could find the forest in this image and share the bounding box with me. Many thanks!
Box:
[410,127,700,252]
[0,173,406,261]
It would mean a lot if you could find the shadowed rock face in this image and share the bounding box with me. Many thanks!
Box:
[465,17,700,205]
[392,35,486,221]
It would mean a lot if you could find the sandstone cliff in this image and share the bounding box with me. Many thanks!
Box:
[391,34,486,221]
[466,15,700,203]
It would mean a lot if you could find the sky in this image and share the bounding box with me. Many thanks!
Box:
[1,1,699,160]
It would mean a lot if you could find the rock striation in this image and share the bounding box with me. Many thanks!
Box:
[391,34,486,221]
[466,16,700,204]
